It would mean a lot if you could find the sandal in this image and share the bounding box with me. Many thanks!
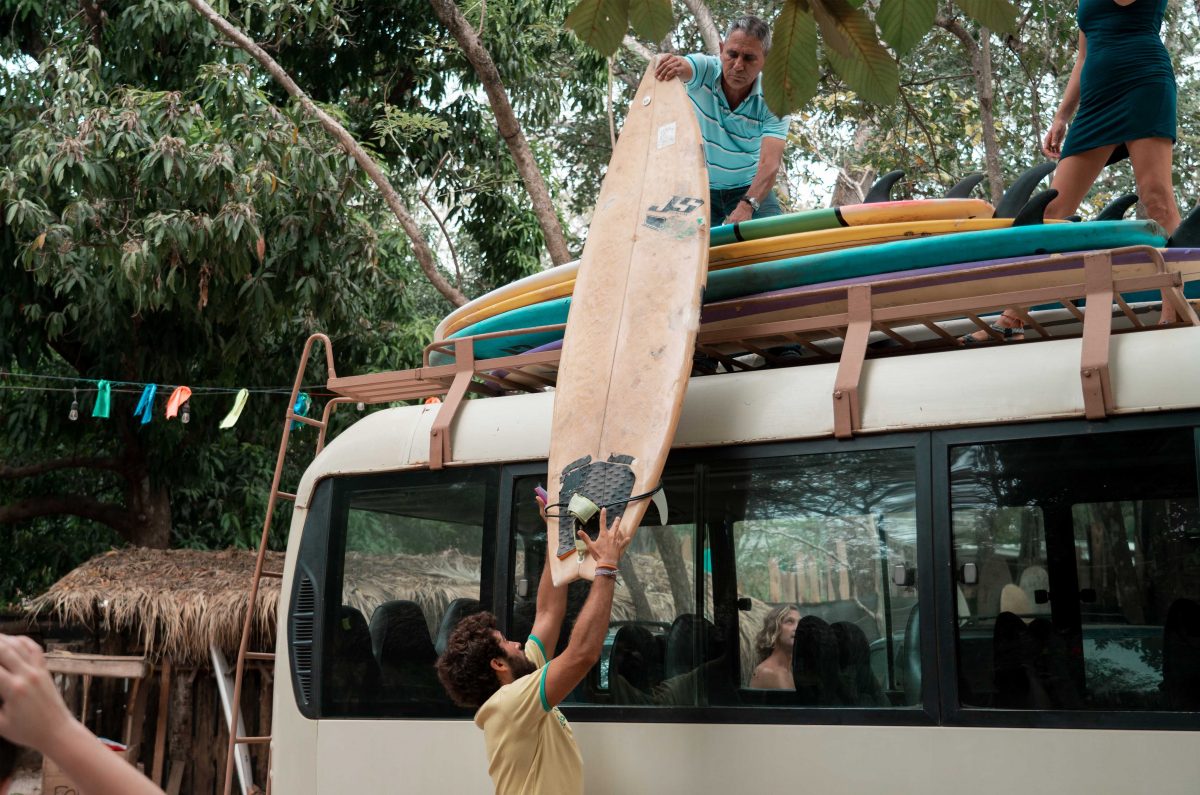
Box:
[960,320,1025,346]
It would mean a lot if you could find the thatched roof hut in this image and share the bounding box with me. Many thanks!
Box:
[30,548,282,666]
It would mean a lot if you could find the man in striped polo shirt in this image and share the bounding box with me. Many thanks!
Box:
[655,15,789,226]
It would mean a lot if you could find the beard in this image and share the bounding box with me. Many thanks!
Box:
[508,650,537,679]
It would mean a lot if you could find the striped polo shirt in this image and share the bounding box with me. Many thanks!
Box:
[684,53,790,190]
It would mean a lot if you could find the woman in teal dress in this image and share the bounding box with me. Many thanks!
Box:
[965,0,1180,344]
[1044,0,1180,232]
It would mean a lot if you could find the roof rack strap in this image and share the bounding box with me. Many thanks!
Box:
[833,285,873,439]
[430,338,476,469]
[1080,251,1115,420]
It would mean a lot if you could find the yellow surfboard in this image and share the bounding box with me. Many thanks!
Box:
[436,216,1024,340]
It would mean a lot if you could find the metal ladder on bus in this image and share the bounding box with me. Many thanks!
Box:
[221,333,349,795]
[219,332,480,795]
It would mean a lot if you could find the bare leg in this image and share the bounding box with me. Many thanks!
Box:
[1045,145,1116,219]
[964,145,1115,344]
[1126,137,1181,234]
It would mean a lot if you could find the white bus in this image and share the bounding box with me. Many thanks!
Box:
[270,326,1200,794]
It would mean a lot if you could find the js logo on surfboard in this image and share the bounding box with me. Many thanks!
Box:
[644,195,705,235]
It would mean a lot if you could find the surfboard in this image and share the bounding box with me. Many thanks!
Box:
[704,219,1167,303]
[435,216,1037,339]
[430,220,1168,363]
[435,199,996,341]
[708,217,1063,269]
[544,66,708,585]
[436,218,1009,339]
[708,197,994,247]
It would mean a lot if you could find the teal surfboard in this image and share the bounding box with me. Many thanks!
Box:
[433,220,1166,364]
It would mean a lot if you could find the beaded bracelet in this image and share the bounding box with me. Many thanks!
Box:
[594,566,618,578]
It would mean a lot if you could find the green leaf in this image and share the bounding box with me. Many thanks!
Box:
[876,0,936,55]
[819,0,898,105]
[762,1,819,118]
[565,0,630,56]
[953,0,1017,34]
[809,0,853,57]
[628,0,672,45]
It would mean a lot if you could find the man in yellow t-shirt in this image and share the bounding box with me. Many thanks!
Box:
[437,508,631,794]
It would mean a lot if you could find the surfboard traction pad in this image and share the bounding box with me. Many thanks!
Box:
[556,454,636,558]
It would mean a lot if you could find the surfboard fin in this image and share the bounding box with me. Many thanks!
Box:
[945,172,985,199]
[1096,193,1139,221]
[994,162,1056,218]
[864,170,905,203]
[1167,204,1200,248]
[1011,189,1058,227]
[649,488,668,526]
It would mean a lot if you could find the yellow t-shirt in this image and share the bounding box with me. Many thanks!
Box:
[473,636,583,794]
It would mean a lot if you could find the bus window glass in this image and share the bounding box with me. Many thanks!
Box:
[324,470,491,715]
[511,470,704,707]
[714,448,921,708]
[950,428,1200,711]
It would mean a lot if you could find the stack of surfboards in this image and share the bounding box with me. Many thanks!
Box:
[432,199,1200,365]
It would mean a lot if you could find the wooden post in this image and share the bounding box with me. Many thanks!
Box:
[153,659,172,786]
[836,540,851,600]
[806,558,820,603]
[768,558,781,601]
[794,553,806,603]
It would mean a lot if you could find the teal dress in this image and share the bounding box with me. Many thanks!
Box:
[1061,0,1177,164]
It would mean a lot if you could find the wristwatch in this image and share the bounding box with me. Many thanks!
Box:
[740,195,761,211]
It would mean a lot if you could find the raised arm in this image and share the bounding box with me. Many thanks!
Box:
[529,494,568,655]
[0,635,165,795]
[541,509,631,707]
[1044,32,1086,158]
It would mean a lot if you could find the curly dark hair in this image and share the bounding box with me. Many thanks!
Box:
[0,736,17,784]
[435,611,505,708]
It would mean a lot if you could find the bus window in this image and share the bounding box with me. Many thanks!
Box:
[322,468,494,716]
[950,427,1200,712]
[712,447,921,708]
[510,469,705,707]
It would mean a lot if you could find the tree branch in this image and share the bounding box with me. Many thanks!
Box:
[0,457,125,480]
[622,35,656,63]
[936,15,1004,203]
[0,494,138,536]
[185,0,469,307]
[680,0,721,55]
[427,0,572,266]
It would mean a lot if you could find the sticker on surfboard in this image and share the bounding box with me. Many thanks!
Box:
[644,195,706,234]
[657,122,677,149]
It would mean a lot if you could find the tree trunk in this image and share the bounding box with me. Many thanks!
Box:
[1091,502,1145,624]
[618,556,655,620]
[185,0,469,307]
[428,0,572,267]
[681,0,722,55]
[126,474,172,549]
[651,526,693,614]
[938,17,1004,204]
[831,123,875,207]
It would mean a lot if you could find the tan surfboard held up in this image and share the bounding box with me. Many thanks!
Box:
[546,66,710,586]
